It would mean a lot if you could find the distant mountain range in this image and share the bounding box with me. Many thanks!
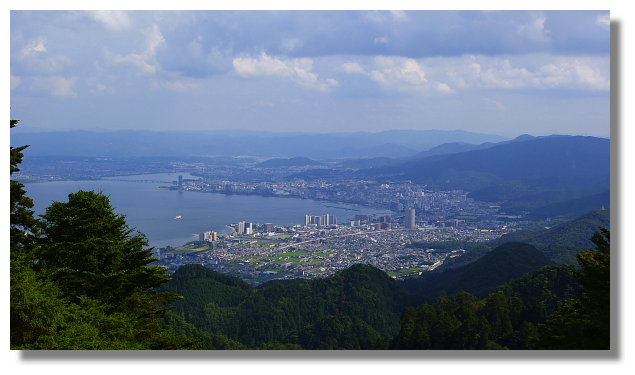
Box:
[257,157,322,168]
[359,135,610,216]
[10,128,507,159]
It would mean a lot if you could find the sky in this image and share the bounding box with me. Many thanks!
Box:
[9,10,611,137]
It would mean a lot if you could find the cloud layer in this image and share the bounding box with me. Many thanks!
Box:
[10,10,610,137]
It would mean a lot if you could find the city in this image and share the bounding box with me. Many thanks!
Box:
[154,182,522,285]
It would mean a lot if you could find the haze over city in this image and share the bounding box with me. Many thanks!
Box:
[10,10,610,137]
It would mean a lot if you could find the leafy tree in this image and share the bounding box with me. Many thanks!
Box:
[534,228,610,349]
[36,190,183,347]
[11,120,188,349]
[10,118,58,347]
[10,119,41,262]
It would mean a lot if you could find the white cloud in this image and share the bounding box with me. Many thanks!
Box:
[15,37,73,74]
[340,62,366,74]
[108,24,165,74]
[340,53,607,96]
[32,76,77,97]
[390,10,408,22]
[341,56,452,95]
[232,53,338,92]
[363,10,408,23]
[87,11,132,31]
[516,14,550,44]
[441,54,610,91]
[369,56,428,92]
[373,36,389,45]
[20,37,46,58]
[435,82,454,94]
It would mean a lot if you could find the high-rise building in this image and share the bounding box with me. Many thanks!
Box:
[329,214,338,225]
[305,215,321,226]
[321,214,337,226]
[237,221,245,234]
[178,175,183,191]
[199,231,218,242]
[406,208,416,229]
[264,223,274,232]
[305,214,336,226]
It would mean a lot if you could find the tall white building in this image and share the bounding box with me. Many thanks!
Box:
[199,231,218,242]
[306,214,337,226]
[406,208,416,229]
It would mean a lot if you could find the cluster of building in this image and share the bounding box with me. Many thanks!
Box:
[304,214,338,226]
[153,164,528,284]
[178,176,499,225]
[198,231,219,242]
[157,204,521,285]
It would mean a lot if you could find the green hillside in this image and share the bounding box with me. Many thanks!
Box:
[160,263,410,349]
[402,242,553,299]
[492,208,610,264]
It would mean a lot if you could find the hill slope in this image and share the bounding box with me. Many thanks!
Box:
[362,135,610,216]
[491,208,610,264]
[161,263,410,349]
[401,242,553,299]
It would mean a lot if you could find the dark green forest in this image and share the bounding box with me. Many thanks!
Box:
[10,120,611,350]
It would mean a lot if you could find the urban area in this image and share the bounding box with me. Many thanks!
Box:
[153,173,523,285]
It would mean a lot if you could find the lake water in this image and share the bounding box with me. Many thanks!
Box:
[25,173,391,248]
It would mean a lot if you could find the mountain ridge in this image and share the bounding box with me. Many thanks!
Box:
[10,128,507,159]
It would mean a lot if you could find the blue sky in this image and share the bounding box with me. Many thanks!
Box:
[10,10,610,137]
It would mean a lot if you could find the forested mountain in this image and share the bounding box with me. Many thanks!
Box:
[158,246,603,350]
[410,134,538,160]
[401,242,553,299]
[11,121,610,350]
[257,157,322,168]
[393,264,580,349]
[160,263,410,349]
[523,190,610,220]
[359,135,610,217]
[491,208,611,264]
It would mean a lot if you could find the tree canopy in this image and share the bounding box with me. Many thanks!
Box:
[10,119,188,349]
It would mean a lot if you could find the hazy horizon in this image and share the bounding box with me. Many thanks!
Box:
[10,126,610,140]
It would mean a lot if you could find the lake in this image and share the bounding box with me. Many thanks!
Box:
[25,173,392,248]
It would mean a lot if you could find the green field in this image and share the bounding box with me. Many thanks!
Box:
[255,241,276,247]
[387,267,425,278]
[169,241,212,254]
[276,250,309,257]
